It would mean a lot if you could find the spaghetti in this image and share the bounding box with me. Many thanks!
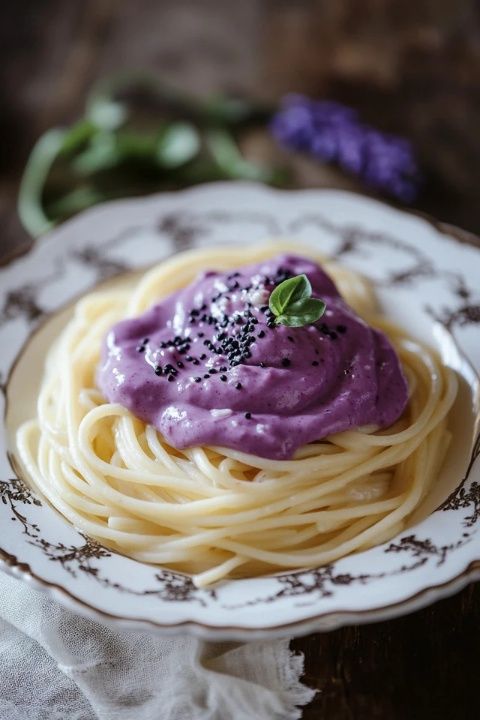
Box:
[17,242,457,586]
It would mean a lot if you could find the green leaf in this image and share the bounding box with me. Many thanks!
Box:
[72,131,120,174]
[269,274,311,316]
[18,128,67,237]
[60,120,97,156]
[206,129,274,182]
[87,97,128,131]
[268,274,326,328]
[275,298,326,327]
[156,123,200,168]
[116,131,158,159]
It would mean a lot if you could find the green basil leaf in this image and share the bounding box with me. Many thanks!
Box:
[286,297,326,316]
[275,314,307,327]
[269,274,311,315]
[275,300,326,327]
[268,274,326,327]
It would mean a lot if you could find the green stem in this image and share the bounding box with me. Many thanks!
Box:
[18,129,66,237]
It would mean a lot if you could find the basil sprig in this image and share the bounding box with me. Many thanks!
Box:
[268,274,326,327]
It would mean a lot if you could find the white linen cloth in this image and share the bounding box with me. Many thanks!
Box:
[0,573,316,720]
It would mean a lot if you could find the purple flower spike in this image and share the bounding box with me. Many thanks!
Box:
[270,95,422,203]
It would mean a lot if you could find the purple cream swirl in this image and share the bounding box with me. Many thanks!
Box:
[97,255,408,460]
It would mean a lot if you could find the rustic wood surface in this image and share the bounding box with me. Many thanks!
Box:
[2,2,480,718]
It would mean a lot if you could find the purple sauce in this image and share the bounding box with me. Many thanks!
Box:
[97,255,408,460]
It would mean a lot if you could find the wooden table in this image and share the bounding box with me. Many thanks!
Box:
[2,2,480,717]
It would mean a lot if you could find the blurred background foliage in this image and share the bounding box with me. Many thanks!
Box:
[1,0,480,250]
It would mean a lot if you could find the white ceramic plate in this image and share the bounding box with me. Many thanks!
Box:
[1,183,479,640]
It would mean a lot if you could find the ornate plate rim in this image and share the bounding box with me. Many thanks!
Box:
[1,181,479,640]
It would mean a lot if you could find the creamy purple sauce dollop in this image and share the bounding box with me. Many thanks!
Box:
[98,255,408,460]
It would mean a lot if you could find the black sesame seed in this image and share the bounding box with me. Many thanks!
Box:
[192,359,200,365]
[204,374,210,379]
[220,375,227,381]
[235,382,242,390]
[287,336,295,343]
[167,375,175,382]
[312,360,319,367]
[245,412,252,419]
[154,366,162,376]
[259,362,265,368]
[194,377,202,383]
[198,332,205,338]
[200,353,207,360]
[177,361,184,368]
[281,358,291,367]
[258,330,265,339]
[209,368,217,374]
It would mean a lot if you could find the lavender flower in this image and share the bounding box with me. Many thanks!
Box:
[270,95,421,203]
